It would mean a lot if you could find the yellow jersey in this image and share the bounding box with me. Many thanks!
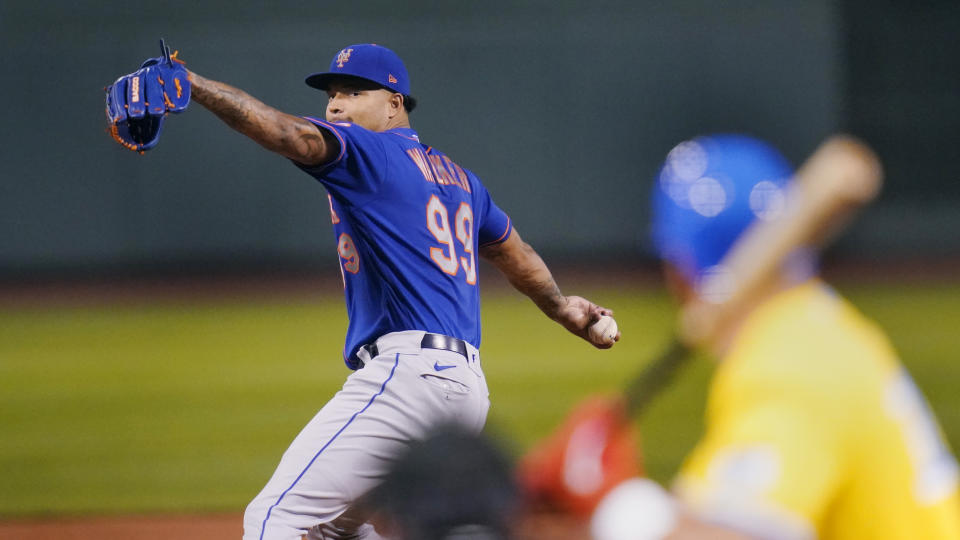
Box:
[674,280,960,540]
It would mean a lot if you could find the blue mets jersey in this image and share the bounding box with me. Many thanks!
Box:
[296,119,513,368]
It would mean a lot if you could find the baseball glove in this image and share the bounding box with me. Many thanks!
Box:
[105,39,190,153]
[517,395,643,518]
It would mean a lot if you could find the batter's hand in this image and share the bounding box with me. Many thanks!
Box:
[555,296,620,349]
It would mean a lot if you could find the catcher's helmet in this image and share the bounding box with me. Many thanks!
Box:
[363,424,519,540]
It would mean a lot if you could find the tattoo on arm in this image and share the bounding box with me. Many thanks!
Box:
[189,71,333,165]
[481,234,566,319]
[528,277,566,318]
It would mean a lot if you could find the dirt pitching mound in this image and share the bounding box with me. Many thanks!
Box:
[0,513,241,540]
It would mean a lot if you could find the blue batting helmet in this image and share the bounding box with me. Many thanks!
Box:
[650,134,796,285]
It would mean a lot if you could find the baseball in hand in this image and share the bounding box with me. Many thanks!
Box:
[588,315,619,345]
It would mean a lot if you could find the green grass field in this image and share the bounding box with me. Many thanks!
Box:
[1,279,959,517]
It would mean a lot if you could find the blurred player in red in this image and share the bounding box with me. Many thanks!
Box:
[525,135,960,539]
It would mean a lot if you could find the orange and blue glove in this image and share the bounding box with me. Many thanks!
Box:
[105,39,189,153]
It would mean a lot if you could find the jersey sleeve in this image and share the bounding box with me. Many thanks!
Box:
[293,117,388,205]
[472,180,512,247]
[673,402,843,540]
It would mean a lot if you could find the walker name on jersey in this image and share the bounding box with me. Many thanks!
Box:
[406,148,472,193]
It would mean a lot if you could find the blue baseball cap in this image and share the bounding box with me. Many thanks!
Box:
[305,44,411,96]
[650,134,796,285]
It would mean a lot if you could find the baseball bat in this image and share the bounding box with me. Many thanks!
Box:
[624,135,883,417]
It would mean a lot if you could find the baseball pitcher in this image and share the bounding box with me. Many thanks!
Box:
[105,42,620,540]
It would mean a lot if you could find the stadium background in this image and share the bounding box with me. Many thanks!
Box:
[1,1,958,536]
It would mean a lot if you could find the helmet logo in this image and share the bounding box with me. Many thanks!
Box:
[336,48,354,68]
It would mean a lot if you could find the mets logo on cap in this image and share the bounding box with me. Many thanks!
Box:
[336,48,354,68]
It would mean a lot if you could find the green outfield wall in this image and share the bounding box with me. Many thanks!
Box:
[1,1,957,276]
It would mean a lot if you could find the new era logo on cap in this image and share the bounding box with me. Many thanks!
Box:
[305,43,411,96]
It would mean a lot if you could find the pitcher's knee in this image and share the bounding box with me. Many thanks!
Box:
[243,497,306,540]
